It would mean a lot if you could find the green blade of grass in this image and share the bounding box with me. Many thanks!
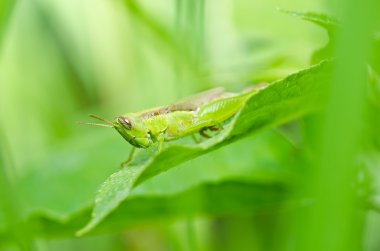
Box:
[296,0,378,250]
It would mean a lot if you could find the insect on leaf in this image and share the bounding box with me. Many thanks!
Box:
[76,60,332,236]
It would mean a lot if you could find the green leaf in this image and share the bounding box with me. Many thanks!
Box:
[284,10,380,73]
[0,130,129,242]
[279,10,339,30]
[1,130,296,239]
[280,10,339,64]
[88,180,291,235]
[16,131,128,221]
[18,180,289,239]
[78,61,332,235]
[281,10,380,71]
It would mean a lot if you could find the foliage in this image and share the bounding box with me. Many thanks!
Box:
[0,0,379,251]
[78,61,331,235]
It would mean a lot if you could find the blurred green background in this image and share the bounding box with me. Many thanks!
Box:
[0,0,379,250]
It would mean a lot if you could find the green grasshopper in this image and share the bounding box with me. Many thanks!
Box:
[85,86,263,165]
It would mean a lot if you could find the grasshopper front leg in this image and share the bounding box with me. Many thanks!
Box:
[120,147,136,168]
[156,132,165,152]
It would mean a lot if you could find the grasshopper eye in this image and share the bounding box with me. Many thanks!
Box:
[118,117,132,130]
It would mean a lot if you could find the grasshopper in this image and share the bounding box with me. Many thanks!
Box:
[85,86,264,165]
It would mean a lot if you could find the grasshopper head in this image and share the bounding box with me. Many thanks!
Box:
[114,115,152,148]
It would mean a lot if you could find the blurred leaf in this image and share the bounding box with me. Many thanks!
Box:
[11,180,289,240]
[78,60,332,235]
[123,0,175,47]
[0,0,15,29]
[0,129,296,240]
[122,0,193,68]
[371,36,380,74]
[280,10,339,31]
[284,10,380,72]
[0,0,15,48]
[86,180,290,235]
[310,41,335,65]
[280,10,339,64]
[16,131,128,220]
[367,69,380,150]
[32,1,99,107]
[0,130,37,249]
[0,129,128,244]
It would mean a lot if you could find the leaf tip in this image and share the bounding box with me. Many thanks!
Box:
[75,229,86,237]
[76,220,98,237]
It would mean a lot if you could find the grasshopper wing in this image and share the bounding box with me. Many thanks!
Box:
[167,87,226,112]
[139,87,226,119]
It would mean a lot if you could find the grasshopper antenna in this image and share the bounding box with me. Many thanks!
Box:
[78,122,113,128]
[89,114,113,125]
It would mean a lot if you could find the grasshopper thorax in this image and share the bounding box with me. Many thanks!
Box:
[114,115,152,148]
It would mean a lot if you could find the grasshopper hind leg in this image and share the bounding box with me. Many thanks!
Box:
[199,128,211,139]
[209,124,223,132]
[191,134,200,143]
[199,123,224,139]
